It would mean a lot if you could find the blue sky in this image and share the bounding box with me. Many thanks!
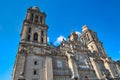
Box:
[0,0,120,80]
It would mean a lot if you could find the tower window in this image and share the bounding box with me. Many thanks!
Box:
[30,13,34,21]
[34,60,38,65]
[41,30,44,36]
[35,20,38,23]
[86,34,90,41]
[35,19,38,23]
[34,33,38,42]
[33,69,38,75]
[35,15,38,19]
[40,16,43,24]
[35,15,38,23]
[28,35,30,41]
[28,28,31,33]
[41,37,43,43]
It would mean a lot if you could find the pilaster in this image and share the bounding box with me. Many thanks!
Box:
[45,56,53,80]
[12,53,26,80]
[21,26,28,41]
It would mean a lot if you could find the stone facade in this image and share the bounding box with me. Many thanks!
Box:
[12,6,120,80]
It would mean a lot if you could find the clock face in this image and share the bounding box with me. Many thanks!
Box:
[33,47,41,54]
[57,60,62,68]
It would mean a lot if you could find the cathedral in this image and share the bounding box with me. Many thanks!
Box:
[12,6,120,80]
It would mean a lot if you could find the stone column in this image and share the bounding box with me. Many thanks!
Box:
[116,64,120,77]
[26,12,31,20]
[44,31,47,45]
[45,56,53,80]
[21,26,28,41]
[31,31,34,42]
[90,58,102,79]
[43,16,45,24]
[38,31,41,43]
[104,60,113,78]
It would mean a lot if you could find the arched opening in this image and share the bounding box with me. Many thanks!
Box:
[30,13,34,22]
[41,37,44,43]
[34,33,38,42]
[84,76,89,80]
[40,16,43,24]
[35,15,38,19]
[28,27,31,33]
[41,30,44,36]
[35,15,38,23]
[28,35,30,41]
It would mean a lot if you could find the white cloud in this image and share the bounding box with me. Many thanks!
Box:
[47,37,49,42]
[75,31,81,37]
[54,35,66,45]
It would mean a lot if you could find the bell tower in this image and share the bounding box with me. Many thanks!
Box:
[21,6,48,46]
[80,25,107,58]
[12,6,49,80]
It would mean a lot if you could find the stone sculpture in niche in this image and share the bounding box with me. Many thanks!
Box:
[66,51,79,80]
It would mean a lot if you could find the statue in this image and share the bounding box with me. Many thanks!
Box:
[66,51,79,80]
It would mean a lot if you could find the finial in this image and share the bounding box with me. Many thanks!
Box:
[33,6,40,11]
[82,25,89,32]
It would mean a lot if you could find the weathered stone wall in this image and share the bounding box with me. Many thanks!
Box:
[12,53,26,80]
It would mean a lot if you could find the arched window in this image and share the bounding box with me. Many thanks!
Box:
[41,37,43,43]
[34,33,38,42]
[41,30,44,36]
[28,28,31,33]
[35,15,38,19]
[28,35,30,41]
[35,15,38,23]
[40,16,43,24]
[30,13,34,21]
[84,76,89,80]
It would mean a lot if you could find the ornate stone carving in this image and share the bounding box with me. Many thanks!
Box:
[43,49,51,54]
[33,47,41,54]
[18,46,27,53]
[18,72,25,80]
[27,46,34,54]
